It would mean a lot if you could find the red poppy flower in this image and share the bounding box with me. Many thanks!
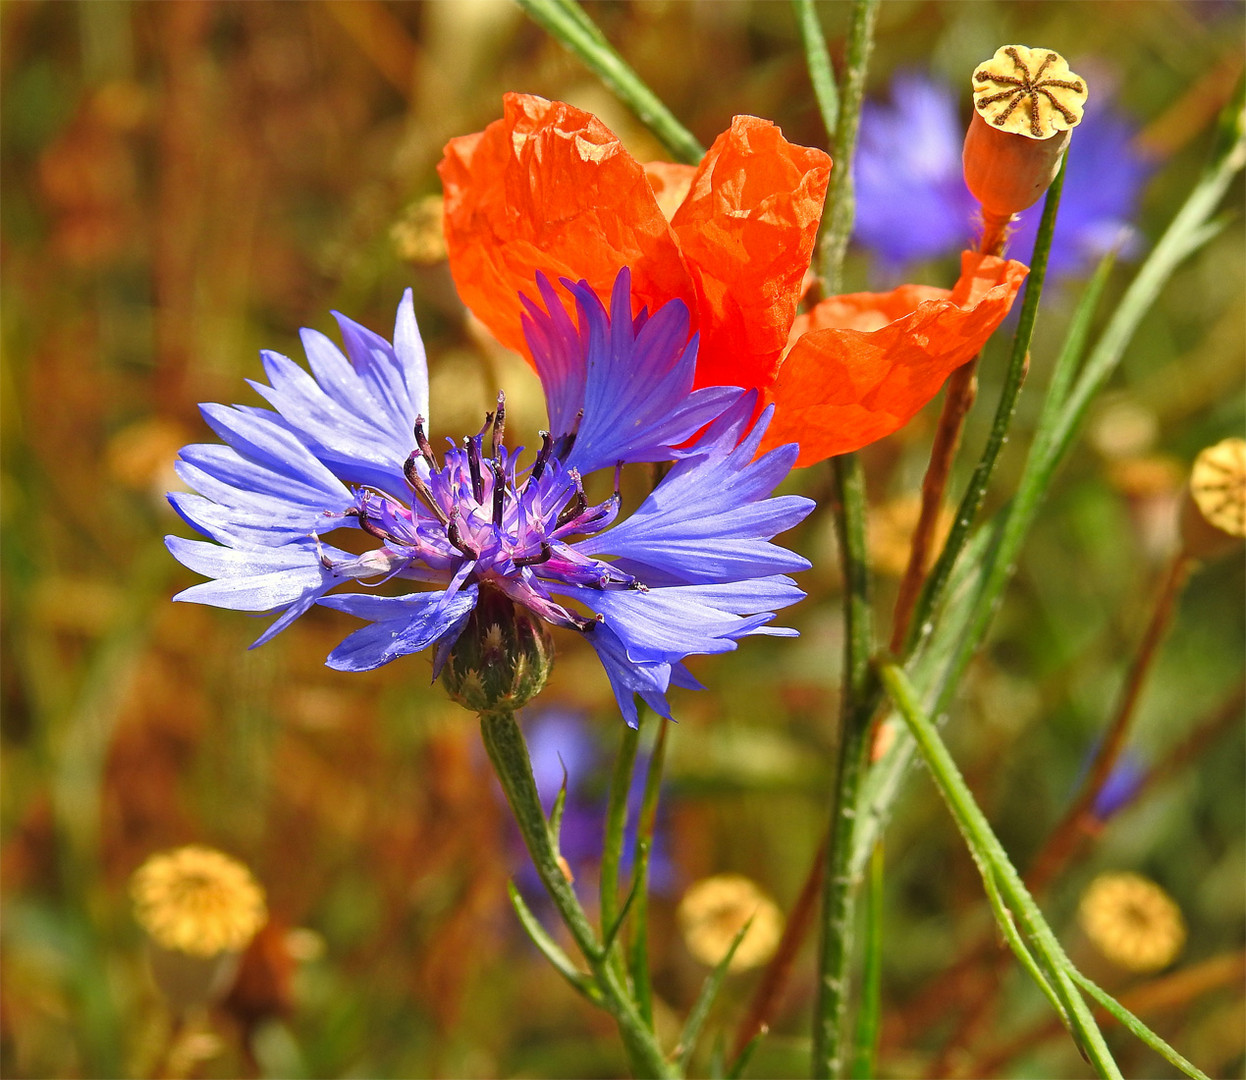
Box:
[438,93,1028,467]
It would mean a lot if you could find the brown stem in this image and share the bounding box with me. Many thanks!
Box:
[1026,551,1195,894]
[732,837,826,1059]
[890,359,980,652]
[888,219,1009,655]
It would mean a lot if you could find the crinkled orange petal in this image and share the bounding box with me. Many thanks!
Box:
[438,93,695,359]
[642,161,696,221]
[762,252,1029,466]
[667,116,832,391]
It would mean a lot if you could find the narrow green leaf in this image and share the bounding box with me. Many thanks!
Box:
[677,916,755,1074]
[507,882,602,1006]
[549,759,569,850]
[792,0,839,133]
[515,0,705,164]
[630,715,670,1028]
[726,1026,766,1080]
[877,663,1123,1079]
[1070,970,1212,1080]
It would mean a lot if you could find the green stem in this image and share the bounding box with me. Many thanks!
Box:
[478,709,676,1078]
[792,0,839,134]
[904,153,1066,656]
[813,453,876,1079]
[877,664,1123,1079]
[602,721,641,978]
[630,716,670,1028]
[815,0,879,295]
[515,0,705,165]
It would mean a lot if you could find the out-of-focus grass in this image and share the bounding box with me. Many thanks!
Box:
[1,2,1242,1077]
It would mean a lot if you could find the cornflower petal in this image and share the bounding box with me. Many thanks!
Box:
[320,588,480,673]
[551,271,743,474]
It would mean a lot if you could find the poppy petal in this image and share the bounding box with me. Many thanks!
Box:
[438,93,695,358]
[762,252,1029,465]
[668,116,832,391]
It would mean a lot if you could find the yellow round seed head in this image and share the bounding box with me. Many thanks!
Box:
[131,845,267,957]
[972,45,1087,140]
[1078,871,1185,973]
[1190,437,1246,538]
[677,874,784,973]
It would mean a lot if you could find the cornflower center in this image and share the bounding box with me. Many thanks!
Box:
[337,392,644,632]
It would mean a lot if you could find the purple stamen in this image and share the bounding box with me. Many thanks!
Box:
[491,391,506,458]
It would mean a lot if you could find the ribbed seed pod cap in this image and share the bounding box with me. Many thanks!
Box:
[1181,437,1246,558]
[963,45,1087,220]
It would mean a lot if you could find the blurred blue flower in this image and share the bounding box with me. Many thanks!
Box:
[1090,750,1148,821]
[854,72,1154,278]
[166,269,813,726]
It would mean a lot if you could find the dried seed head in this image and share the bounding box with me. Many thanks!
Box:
[131,845,268,1012]
[1182,436,1246,558]
[1078,871,1185,973]
[963,46,1088,230]
[972,45,1086,141]
[677,874,784,973]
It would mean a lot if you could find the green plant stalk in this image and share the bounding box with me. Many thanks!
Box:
[877,664,1122,1079]
[602,721,641,979]
[850,84,1246,879]
[801,3,881,1074]
[813,452,876,1080]
[478,709,676,1078]
[792,0,839,135]
[815,0,879,296]
[515,0,705,166]
[848,842,884,1080]
[1069,969,1211,1080]
[630,716,670,1028]
[902,155,1066,656]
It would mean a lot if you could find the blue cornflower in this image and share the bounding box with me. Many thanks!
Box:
[166,269,813,726]
[853,72,1154,277]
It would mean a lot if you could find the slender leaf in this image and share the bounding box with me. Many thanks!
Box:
[515,0,704,164]
[677,916,755,1073]
[507,882,602,1005]
[1070,969,1212,1080]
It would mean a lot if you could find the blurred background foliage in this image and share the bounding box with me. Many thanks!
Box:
[1,2,1242,1077]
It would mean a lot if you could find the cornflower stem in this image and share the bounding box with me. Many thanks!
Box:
[815,0,879,296]
[478,709,676,1079]
[515,0,705,166]
[876,663,1122,1079]
[1025,550,1195,893]
[813,452,877,1079]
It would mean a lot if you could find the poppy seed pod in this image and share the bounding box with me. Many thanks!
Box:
[963,46,1087,230]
